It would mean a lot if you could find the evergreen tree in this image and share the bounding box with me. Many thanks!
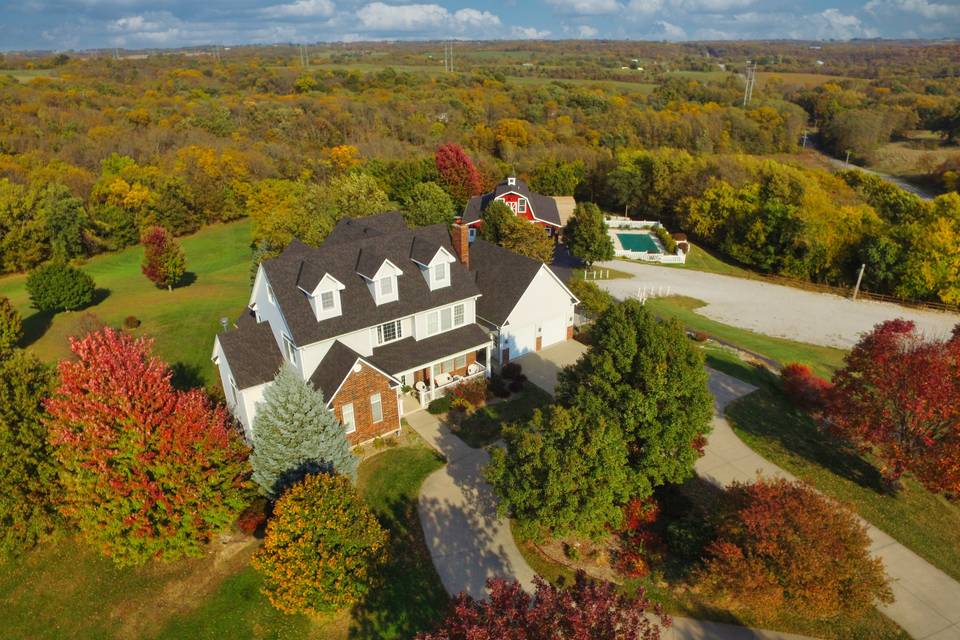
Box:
[0,296,22,358]
[251,366,358,498]
[563,202,614,266]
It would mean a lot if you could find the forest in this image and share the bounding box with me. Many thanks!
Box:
[1,40,958,302]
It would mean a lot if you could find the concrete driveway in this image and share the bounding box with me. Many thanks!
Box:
[513,340,589,395]
[597,260,959,349]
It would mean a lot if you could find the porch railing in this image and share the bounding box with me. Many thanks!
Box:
[417,367,487,406]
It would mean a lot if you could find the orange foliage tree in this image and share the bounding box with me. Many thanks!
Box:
[252,473,387,616]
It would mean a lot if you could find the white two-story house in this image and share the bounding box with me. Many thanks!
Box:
[212,211,578,444]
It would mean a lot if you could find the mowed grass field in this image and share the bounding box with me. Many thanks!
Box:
[0,440,447,640]
[0,219,253,388]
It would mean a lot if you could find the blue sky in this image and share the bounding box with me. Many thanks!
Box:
[2,0,958,51]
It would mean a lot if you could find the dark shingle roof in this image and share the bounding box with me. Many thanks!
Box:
[217,322,284,389]
[308,341,363,402]
[261,214,481,347]
[367,324,491,374]
[469,239,545,326]
[410,236,442,266]
[462,178,561,227]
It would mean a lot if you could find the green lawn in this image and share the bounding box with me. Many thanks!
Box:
[621,242,754,279]
[644,296,846,379]
[727,389,960,583]
[456,387,553,448]
[0,440,446,640]
[0,220,253,389]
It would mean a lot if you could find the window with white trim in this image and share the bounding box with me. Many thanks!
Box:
[427,311,439,335]
[441,307,452,332]
[320,290,335,311]
[282,334,298,365]
[380,276,393,296]
[433,358,456,376]
[455,354,467,369]
[341,402,356,433]
[370,393,383,423]
[433,262,446,283]
[518,198,527,213]
[376,319,402,345]
[453,303,465,327]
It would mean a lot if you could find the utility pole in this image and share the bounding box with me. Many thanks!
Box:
[801,130,808,148]
[845,149,851,166]
[852,263,866,300]
[742,60,757,107]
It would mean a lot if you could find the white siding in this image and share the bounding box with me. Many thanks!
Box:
[212,336,268,441]
[500,266,576,360]
[250,266,296,370]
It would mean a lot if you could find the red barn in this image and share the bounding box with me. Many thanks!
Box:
[460,177,562,242]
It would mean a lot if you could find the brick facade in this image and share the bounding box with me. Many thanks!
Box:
[331,362,400,445]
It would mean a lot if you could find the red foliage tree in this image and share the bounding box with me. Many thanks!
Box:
[826,319,960,495]
[141,225,186,290]
[780,363,833,413]
[46,328,250,566]
[697,478,891,622]
[435,143,482,207]
[417,572,669,640]
[616,497,664,578]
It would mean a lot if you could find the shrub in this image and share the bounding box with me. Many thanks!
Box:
[697,478,892,622]
[692,330,710,342]
[236,498,270,536]
[654,226,678,254]
[416,572,668,640]
[666,516,715,563]
[780,363,832,412]
[508,375,527,393]
[427,394,452,414]
[26,263,96,312]
[450,376,488,407]
[0,297,22,356]
[45,328,251,566]
[501,362,522,379]
[488,374,510,398]
[252,473,387,616]
[616,497,664,578]
[123,315,141,329]
[568,278,615,319]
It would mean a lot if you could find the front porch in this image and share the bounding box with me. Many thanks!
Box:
[399,345,491,410]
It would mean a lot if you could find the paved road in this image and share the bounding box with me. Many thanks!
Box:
[597,260,959,349]
[820,152,936,201]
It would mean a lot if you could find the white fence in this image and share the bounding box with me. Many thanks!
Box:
[633,285,673,303]
[605,217,663,230]
[618,250,687,264]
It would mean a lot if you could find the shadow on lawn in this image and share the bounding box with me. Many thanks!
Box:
[18,288,112,348]
[726,389,888,495]
[349,495,450,640]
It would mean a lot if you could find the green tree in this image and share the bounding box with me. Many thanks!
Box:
[42,184,90,262]
[0,297,22,357]
[487,402,631,541]
[529,160,584,196]
[479,200,514,243]
[402,181,455,228]
[252,473,387,616]
[26,263,96,312]
[0,350,59,557]
[556,300,713,498]
[563,202,614,266]
[321,173,389,220]
[498,216,555,264]
[250,367,358,499]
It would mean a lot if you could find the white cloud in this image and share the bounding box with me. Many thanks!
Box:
[260,0,335,18]
[546,0,621,15]
[356,2,500,32]
[808,8,877,39]
[865,0,954,19]
[576,24,599,37]
[682,0,755,10]
[625,0,662,14]
[511,25,551,38]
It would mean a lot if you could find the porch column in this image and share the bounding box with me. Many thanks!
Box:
[484,344,492,378]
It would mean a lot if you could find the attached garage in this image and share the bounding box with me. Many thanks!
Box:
[502,325,537,361]
[539,317,567,350]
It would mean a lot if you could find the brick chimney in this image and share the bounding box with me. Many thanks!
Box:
[451,223,469,270]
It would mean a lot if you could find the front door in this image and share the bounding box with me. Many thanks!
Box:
[535,336,542,352]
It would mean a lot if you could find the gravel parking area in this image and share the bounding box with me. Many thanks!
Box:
[598,261,959,349]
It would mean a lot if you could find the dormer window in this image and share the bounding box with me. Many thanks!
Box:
[358,257,402,306]
[434,263,446,282]
[320,290,335,311]
[411,242,455,291]
[297,266,346,321]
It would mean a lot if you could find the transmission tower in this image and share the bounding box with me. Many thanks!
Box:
[742,60,758,107]
[299,44,308,67]
[443,41,454,72]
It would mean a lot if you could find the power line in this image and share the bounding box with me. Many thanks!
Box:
[742,60,757,107]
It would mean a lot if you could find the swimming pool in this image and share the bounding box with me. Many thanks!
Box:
[617,232,661,253]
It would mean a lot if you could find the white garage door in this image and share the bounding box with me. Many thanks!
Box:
[506,325,537,360]
[540,317,567,349]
